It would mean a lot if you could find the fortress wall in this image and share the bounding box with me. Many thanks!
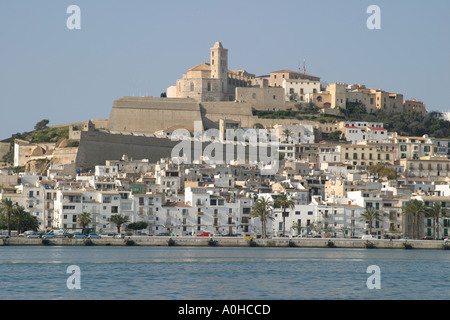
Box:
[107,97,203,133]
[52,148,78,168]
[75,131,272,173]
[76,131,179,171]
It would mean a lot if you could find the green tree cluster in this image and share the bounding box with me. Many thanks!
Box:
[369,163,398,180]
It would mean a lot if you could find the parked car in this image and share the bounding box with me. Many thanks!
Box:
[197,232,212,237]
[362,235,376,240]
[114,233,126,238]
[422,236,433,240]
[88,233,101,239]
[42,233,55,239]
[27,233,41,238]
[0,234,11,239]
[313,235,322,238]
[20,231,35,237]
[73,233,86,239]
[156,233,170,236]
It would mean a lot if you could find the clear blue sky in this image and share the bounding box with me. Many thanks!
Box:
[0,0,449,140]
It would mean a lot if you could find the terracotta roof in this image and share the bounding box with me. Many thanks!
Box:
[188,63,211,72]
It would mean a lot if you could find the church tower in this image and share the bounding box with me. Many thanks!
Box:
[210,42,228,80]
[210,42,228,98]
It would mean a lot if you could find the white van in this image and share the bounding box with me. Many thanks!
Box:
[48,229,67,237]
[361,235,376,240]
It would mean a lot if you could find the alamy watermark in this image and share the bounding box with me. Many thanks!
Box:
[367,5,381,30]
[66,5,81,30]
[66,265,81,290]
[170,121,280,175]
[366,265,381,290]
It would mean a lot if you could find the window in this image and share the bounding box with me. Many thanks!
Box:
[308,211,313,215]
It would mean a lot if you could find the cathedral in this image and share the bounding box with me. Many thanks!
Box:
[167,42,256,102]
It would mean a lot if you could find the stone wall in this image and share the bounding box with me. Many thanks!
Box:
[235,87,285,111]
[2,237,448,250]
[107,97,203,133]
[0,142,10,160]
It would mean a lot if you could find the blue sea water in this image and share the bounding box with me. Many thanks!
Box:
[0,246,448,300]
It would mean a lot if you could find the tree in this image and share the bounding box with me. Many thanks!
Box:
[253,123,264,129]
[369,163,397,180]
[425,203,448,239]
[12,205,28,235]
[291,221,303,237]
[127,221,149,232]
[109,214,130,234]
[402,199,426,239]
[160,92,167,98]
[328,130,343,141]
[274,192,295,236]
[0,208,39,232]
[34,119,49,131]
[0,198,15,236]
[77,212,92,230]
[360,207,382,235]
[308,221,323,237]
[282,129,293,143]
[251,197,274,238]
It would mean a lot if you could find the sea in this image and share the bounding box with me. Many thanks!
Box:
[0,246,448,300]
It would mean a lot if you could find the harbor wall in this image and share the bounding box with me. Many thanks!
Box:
[2,237,449,250]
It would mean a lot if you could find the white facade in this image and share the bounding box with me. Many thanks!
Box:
[283,79,320,102]
[344,126,387,144]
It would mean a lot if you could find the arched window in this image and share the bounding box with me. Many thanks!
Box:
[207,82,211,92]
[317,96,322,102]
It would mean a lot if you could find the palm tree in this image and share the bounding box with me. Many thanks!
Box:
[109,214,130,234]
[360,207,382,235]
[251,197,274,238]
[282,129,293,143]
[13,205,28,236]
[274,192,295,236]
[402,199,426,239]
[77,212,92,232]
[0,198,15,236]
[425,203,448,240]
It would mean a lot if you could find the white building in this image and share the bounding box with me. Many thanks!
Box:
[53,189,131,233]
[344,126,388,144]
[283,79,320,102]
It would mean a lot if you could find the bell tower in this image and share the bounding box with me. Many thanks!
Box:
[210,42,228,80]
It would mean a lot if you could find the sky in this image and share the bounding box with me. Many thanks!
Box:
[0,0,449,140]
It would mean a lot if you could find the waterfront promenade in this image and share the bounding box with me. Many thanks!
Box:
[2,236,449,250]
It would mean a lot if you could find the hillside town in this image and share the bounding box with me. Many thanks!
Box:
[1,42,450,241]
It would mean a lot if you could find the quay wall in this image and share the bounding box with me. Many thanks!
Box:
[2,237,449,250]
